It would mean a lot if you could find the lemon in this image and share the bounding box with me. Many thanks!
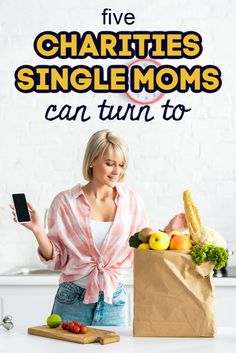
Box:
[47,314,62,328]
[138,243,150,250]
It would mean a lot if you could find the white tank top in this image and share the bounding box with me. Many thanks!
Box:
[73,220,113,288]
[90,220,113,250]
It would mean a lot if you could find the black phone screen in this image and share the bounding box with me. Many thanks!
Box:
[12,193,31,223]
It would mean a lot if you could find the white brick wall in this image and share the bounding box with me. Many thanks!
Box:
[0,0,236,271]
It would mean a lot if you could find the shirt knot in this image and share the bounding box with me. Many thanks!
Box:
[97,259,104,273]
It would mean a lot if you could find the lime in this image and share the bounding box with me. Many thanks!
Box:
[47,314,62,328]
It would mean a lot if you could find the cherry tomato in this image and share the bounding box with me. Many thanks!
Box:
[67,322,76,332]
[62,322,69,330]
[72,326,81,334]
[80,325,88,334]
[72,320,81,326]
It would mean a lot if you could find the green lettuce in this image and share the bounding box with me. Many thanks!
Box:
[190,244,229,269]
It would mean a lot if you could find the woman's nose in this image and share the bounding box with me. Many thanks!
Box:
[112,165,119,174]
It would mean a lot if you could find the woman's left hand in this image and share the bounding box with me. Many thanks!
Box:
[164,213,188,232]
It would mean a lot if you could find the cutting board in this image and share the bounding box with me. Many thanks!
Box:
[28,325,120,345]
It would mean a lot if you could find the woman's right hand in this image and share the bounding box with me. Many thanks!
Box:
[9,202,44,234]
[10,202,53,261]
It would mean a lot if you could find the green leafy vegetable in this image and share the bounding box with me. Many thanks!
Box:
[190,245,208,265]
[190,244,228,269]
[129,232,142,248]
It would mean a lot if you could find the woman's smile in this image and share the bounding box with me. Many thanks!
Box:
[107,175,119,182]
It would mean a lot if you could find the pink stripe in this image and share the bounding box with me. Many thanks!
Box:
[39,183,148,304]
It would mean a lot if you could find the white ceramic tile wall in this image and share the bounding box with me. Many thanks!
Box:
[0,0,236,271]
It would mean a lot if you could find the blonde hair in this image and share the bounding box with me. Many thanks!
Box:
[83,130,128,181]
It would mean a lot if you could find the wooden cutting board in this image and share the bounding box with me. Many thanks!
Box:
[28,325,120,345]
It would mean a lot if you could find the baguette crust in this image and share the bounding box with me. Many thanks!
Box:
[183,190,202,242]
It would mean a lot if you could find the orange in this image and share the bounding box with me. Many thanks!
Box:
[169,234,192,250]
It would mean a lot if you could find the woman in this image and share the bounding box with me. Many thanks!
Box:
[10,129,187,326]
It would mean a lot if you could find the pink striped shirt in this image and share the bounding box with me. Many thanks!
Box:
[38,183,148,304]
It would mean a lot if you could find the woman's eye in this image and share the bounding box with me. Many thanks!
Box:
[106,162,125,168]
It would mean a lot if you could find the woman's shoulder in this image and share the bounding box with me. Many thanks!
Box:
[50,183,82,206]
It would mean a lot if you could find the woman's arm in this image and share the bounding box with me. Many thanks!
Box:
[32,227,53,261]
[164,212,188,232]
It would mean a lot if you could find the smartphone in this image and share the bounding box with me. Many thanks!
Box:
[12,193,31,223]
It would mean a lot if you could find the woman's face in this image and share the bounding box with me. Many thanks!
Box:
[91,147,126,187]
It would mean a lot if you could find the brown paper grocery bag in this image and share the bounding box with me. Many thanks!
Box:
[133,249,216,337]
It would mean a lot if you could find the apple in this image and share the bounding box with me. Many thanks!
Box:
[149,231,170,250]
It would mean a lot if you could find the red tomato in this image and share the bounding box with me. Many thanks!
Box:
[67,322,76,332]
[72,320,81,326]
[72,326,81,334]
[80,325,88,334]
[62,322,69,330]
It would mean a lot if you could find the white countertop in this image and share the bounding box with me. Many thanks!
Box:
[0,325,236,353]
[0,273,134,286]
[0,273,236,286]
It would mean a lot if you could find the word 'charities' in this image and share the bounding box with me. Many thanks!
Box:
[15,31,222,94]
